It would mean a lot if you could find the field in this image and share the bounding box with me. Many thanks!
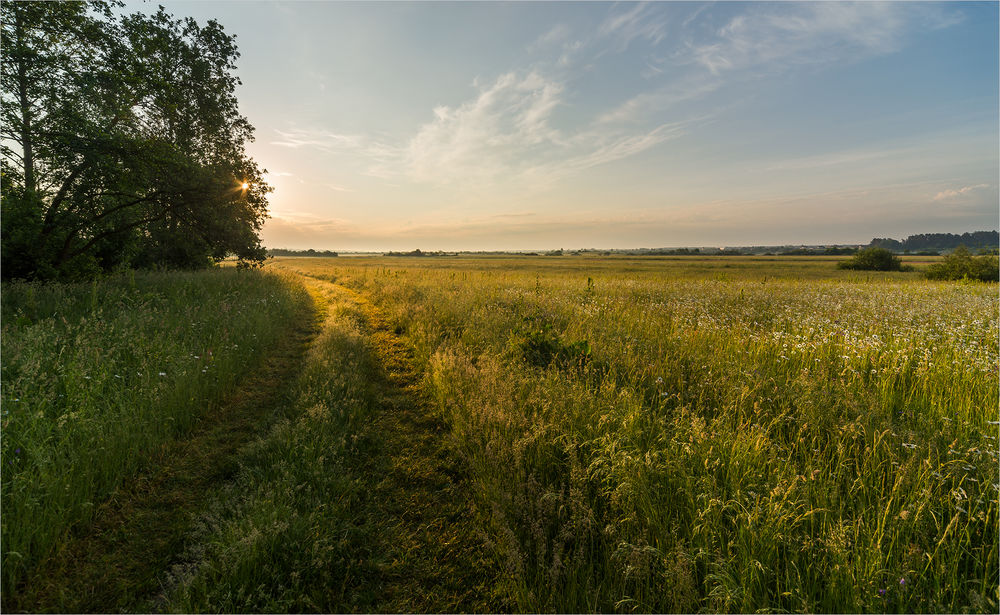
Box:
[2,255,997,612]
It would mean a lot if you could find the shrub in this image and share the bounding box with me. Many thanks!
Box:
[521,324,591,369]
[836,247,907,271]
[925,246,999,282]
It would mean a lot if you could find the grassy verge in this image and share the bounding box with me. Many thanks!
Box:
[1,268,313,599]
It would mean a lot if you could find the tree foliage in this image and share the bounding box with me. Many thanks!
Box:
[869,231,998,254]
[836,247,908,272]
[924,246,999,282]
[1,1,270,280]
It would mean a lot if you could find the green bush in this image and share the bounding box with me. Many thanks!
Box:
[925,246,999,282]
[836,247,907,271]
[521,323,592,369]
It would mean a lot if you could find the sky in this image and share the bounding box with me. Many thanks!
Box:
[128,1,999,251]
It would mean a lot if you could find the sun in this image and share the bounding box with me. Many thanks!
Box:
[241,182,249,190]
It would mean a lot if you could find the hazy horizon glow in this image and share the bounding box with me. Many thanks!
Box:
[132,1,999,250]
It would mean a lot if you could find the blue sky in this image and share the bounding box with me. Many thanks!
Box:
[132,1,998,250]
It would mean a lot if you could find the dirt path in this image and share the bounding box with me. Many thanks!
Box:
[335,282,504,613]
[7,295,320,613]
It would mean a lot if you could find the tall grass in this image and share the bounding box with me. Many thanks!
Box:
[281,258,998,612]
[0,268,312,596]
[158,281,386,612]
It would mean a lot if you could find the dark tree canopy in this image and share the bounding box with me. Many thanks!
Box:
[837,247,907,272]
[1,1,271,280]
[869,231,999,254]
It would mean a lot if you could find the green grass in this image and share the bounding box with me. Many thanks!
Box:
[158,278,499,613]
[3,255,995,612]
[276,252,941,281]
[277,255,998,613]
[0,268,313,598]
[155,281,386,612]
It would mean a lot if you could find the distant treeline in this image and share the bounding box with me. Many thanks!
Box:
[269,231,998,259]
[383,249,454,257]
[619,246,859,256]
[869,231,998,253]
[268,248,338,257]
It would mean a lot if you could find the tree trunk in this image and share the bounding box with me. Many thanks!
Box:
[13,7,35,196]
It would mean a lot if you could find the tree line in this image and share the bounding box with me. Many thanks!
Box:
[869,231,998,253]
[2,1,269,280]
[268,248,338,257]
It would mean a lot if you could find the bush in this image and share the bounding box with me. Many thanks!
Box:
[925,246,999,282]
[836,247,908,271]
[521,324,591,369]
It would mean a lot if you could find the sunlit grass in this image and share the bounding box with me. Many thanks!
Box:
[158,282,385,612]
[3,255,994,612]
[277,255,998,612]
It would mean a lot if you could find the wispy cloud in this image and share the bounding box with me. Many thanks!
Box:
[404,71,563,183]
[277,71,690,190]
[689,2,963,75]
[763,146,909,172]
[271,129,364,151]
[934,184,992,201]
[403,71,698,188]
[599,2,668,51]
[526,120,691,183]
[529,23,571,50]
[596,77,720,124]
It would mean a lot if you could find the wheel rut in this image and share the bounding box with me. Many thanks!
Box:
[325,281,505,613]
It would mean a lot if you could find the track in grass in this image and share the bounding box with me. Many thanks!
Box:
[334,282,503,613]
[9,275,503,612]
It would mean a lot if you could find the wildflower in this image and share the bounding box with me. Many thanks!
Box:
[878,589,887,597]
[899,577,906,586]
[158,372,166,377]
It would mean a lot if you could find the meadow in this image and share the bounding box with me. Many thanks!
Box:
[276,254,998,612]
[1,255,997,612]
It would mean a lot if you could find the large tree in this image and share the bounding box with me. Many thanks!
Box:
[1,1,270,280]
